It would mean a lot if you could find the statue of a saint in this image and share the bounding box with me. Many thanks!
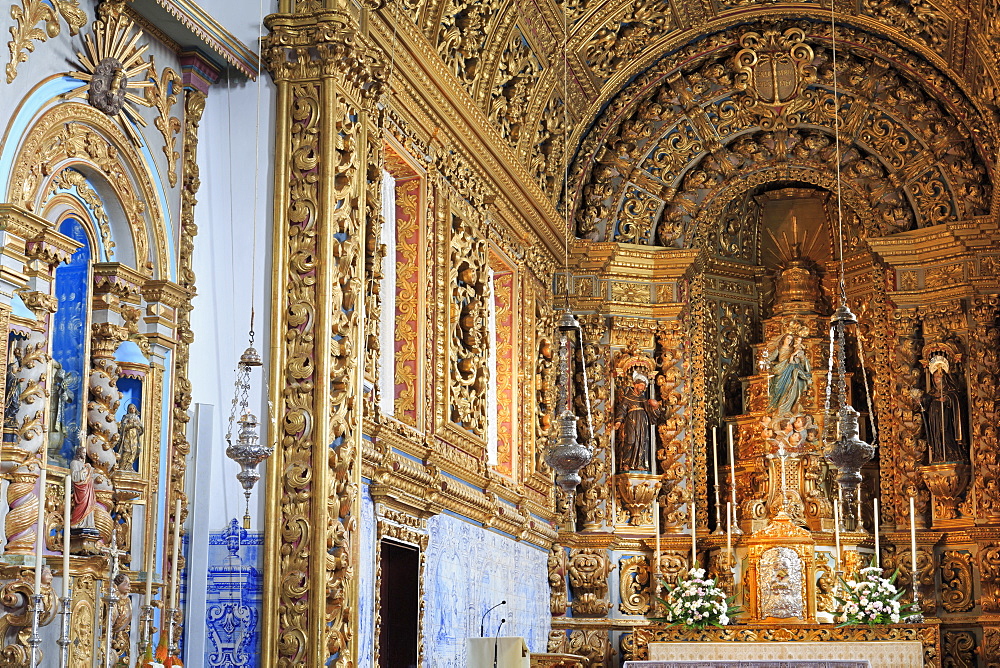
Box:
[766,333,811,416]
[116,403,143,471]
[4,359,19,429]
[613,372,663,473]
[70,442,98,534]
[922,354,966,463]
[110,572,133,654]
[48,360,78,460]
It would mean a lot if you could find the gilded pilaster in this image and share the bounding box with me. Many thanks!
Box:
[969,297,1000,523]
[262,6,384,665]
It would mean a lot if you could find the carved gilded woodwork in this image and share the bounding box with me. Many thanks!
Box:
[42,169,115,260]
[144,56,183,188]
[387,163,421,426]
[0,568,56,667]
[622,623,941,665]
[943,630,977,668]
[575,313,609,529]
[8,103,168,276]
[891,310,929,512]
[981,544,1000,613]
[883,544,936,615]
[572,21,992,245]
[568,547,612,616]
[549,545,569,615]
[584,0,677,81]
[548,628,611,668]
[969,297,1000,522]
[985,626,1000,668]
[939,550,973,613]
[262,9,385,663]
[65,13,154,147]
[654,323,690,531]
[618,555,651,615]
[448,211,489,436]
[6,0,59,83]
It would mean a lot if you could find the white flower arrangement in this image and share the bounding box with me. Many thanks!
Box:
[837,566,914,626]
[655,567,739,629]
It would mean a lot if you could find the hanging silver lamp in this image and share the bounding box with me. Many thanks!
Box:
[225,344,273,529]
[545,310,594,492]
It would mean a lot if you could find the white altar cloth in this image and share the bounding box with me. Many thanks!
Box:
[645,641,923,668]
[625,662,869,668]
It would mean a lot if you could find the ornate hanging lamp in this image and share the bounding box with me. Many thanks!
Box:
[820,7,875,527]
[225,9,273,529]
[225,331,273,529]
[543,5,594,493]
[545,310,594,491]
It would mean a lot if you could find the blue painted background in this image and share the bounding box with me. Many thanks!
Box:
[50,217,91,466]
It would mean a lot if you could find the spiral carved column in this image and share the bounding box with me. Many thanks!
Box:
[86,323,127,547]
[4,327,49,554]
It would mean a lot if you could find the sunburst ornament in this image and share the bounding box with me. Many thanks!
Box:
[65,14,153,145]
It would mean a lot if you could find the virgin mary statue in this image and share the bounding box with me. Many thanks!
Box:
[767,333,811,417]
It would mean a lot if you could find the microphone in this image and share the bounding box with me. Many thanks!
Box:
[480,600,506,637]
[493,618,506,668]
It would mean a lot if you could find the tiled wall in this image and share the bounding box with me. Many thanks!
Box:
[203,519,263,667]
[422,513,550,667]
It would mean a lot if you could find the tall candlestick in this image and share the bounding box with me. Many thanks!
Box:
[728,423,740,534]
[833,500,842,568]
[34,463,47,595]
[873,499,880,568]
[62,475,70,599]
[909,496,918,594]
[712,428,723,534]
[653,497,661,574]
[170,498,181,611]
[726,501,733,566]
[689,499,697,568]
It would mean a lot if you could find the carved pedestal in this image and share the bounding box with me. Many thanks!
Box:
[919,463,970,529]
[614,473,659,528]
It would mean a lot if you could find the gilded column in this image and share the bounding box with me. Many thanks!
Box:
[969,296,1000,523]
[262,5,384,665]
[86,322,127,547]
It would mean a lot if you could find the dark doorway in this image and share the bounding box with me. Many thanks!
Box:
[378,540,420,667]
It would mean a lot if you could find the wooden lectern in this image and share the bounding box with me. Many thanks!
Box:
[467,637,530,668]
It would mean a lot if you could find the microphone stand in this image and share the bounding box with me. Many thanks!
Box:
[480,600,506,637]
[493,618,506,668]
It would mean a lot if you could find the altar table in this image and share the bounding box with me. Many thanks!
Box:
[625,662,870,668]
[646,641,924,668]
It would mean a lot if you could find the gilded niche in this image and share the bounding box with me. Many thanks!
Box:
[448,212,488,436]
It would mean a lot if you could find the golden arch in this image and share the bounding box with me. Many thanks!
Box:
[6,101,170,279]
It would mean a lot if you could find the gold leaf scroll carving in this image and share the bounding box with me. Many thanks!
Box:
[980,544,1000,613]
[942,630,975,668]
[619,555,651,615]
[939,550,973,613]
[732,27,816,131]
[548,545,568,615]
[6,0,59,83]
[449,213,488,436]
[144,56,182,187]
[568,548,612,616]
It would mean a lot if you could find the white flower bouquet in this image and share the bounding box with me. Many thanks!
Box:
[837,566,914,625]
[655,567,739,629]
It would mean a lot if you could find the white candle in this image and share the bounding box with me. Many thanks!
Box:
[728,423,738,519]
[653,497,661,574]
[712,427,719,489]
[34,463,47,595]
[170,498,181,611]
[909,496,918,593]
[833,499,842,568]
[144,523,156,606]
[690,498,697,568]
[62,475,70,599]
[873,499,880,568]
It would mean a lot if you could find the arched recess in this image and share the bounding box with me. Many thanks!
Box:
[6,102,172,280]
[569,18,995,245]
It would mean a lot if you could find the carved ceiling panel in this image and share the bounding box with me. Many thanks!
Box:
[570,20,993,248]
